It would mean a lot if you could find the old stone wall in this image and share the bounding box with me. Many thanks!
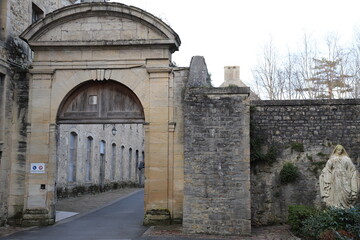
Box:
[183,56,251,236]
[57,123,144,195]
[250,99,360,225]
[0,0,74,226]
[183,87,251,236]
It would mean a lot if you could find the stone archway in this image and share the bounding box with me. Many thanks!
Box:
[55,80,145,196]
[19,2,184,226]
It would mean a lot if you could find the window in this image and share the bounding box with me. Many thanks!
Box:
[99,140,106,186]
[88,95,97,105]
[0,73,4,140]
[85,137,93,181]
[135,150,139,182]
[32,3,44,23]
[128,148,132,179]
[120,146,124,179]
[68,132,78,182]
[135,150,139,171]
[0,0,7,41]
[111,143,116,180]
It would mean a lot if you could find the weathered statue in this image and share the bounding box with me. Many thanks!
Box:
[319,145,359,208]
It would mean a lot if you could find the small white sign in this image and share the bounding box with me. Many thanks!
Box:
[30,163,46,174]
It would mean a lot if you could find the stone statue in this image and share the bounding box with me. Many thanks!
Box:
[319,145,359,208]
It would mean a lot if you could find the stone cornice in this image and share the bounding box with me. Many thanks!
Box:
[20,2,181,52]
[27,39,178,50]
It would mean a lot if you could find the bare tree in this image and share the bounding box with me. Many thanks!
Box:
[253,32,359,99]
[348,28,360,98]
[294,33,319,99]
[253,37,282,100]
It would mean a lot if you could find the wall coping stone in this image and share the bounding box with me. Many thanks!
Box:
[251,99,360,106]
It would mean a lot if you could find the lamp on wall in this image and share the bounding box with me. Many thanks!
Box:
[111,125,117,136]
[103,124,117,136]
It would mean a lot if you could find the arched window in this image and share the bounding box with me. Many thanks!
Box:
[111,143,116,180]
[120,145,125,179]
[68,132,78,182]
[135,150,139,171]
[135,150,139,183]
[100,140,106,187]
[128,148,132,180]
[85,136,93,181]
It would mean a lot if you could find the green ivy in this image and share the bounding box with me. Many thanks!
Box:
[280,162,299,184]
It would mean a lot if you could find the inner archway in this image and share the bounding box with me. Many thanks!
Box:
[55,80,145,202]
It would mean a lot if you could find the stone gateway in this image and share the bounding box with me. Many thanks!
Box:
[1,0,360,238]
[20,2,185,226]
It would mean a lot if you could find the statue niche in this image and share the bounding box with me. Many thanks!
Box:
[319,145,360,208]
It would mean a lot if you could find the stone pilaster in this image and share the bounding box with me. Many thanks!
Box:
[22,70,55,226]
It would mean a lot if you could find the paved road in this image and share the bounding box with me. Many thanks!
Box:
[1,190,149,240]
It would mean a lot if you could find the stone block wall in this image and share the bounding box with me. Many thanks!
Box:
[250,99,360,225]
[57,123,144,195]
[0,0,74,226]
[183,87,251,236]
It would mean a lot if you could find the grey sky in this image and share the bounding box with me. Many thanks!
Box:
[111,0,360,87]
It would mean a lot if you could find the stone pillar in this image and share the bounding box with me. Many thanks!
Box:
[22,70,55,226]
[183,56,251,236]
[144,63,174,225]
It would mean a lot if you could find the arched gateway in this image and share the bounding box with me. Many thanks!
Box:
[20,2,183,225]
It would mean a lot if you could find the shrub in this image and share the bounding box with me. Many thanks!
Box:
[290,142,305,152]
[301,206,360,239]
[288,205,317,235]
[280,162,299,184]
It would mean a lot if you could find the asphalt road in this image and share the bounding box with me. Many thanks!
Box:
[1,190,149,240]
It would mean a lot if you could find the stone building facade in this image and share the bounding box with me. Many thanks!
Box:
[0,0,75,226]
[18,1,185,227]
[56,123,145,195]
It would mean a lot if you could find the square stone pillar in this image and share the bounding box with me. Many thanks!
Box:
[144,65,173,225]
[22,71,56,226]
[183,87,251,236]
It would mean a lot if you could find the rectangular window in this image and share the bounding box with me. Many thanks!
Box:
[0,0,7,41]
[32,3,44,23]
[88,95,97,105]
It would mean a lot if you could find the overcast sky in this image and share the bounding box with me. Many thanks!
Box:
[110,0,360,87]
